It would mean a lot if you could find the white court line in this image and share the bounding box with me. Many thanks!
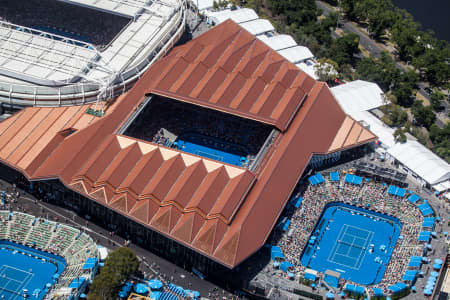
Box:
[0,265,34,300]
[328,224,374,270]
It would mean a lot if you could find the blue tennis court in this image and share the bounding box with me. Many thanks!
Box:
[0,241,66,300]
[300,203,401,285]
[176,134,248,167]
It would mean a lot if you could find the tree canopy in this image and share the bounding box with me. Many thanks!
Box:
[88,247,139,300]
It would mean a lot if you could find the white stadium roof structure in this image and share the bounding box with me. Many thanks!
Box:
[0,0,186,107]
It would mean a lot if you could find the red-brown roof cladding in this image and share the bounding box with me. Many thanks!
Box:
[0,20,377,268]
[143,20,316,132]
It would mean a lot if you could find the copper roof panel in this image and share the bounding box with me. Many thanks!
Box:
[0,108,51,160]
[7,108,66,165]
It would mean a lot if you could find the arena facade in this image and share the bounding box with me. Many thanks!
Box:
[0,0,185,106]
[0,20,377,275]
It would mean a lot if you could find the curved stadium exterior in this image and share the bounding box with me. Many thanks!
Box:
[0,19,378,275]
[0,0,186,106]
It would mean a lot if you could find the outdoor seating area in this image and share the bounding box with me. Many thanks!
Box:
[119,279,201,300]
[0,210,99,298]
[269,171,437,296]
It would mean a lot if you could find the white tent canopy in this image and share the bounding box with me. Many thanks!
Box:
[277,46,314,64]
[258,34,297,51]
[433,181,450,193]
[387,141,450,185]
[197,0,215,11]
[296,62,318,80]
[239,19,274,36]
[350,110,396,148]
[331,80,386,115]
[209,8,258,24]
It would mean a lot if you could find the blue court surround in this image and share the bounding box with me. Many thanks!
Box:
[300,203,402,285]
[176,133,248,167]
[0,241,66,300]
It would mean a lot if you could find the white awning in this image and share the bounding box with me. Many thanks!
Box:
[331,80,386,115]
[433,180,450,193]
[277,46,314,64]
[209,8,258,24]
[98,246,108,261]
[239,19,274,36]
[258,34,297,51]
[387,141,450,185]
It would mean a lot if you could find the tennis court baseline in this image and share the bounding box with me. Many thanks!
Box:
[328,224,374,270]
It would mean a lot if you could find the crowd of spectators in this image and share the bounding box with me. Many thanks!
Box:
[270,173,425,293]
[0,0,130,49]
[126,97,272,159]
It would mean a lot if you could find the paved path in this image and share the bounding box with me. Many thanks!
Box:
[0,179,239,300]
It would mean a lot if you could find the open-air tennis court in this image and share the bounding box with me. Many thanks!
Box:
[0,265,34,298]
[0,242,66,300]
[328,224,374,270]
[300,203,401,285]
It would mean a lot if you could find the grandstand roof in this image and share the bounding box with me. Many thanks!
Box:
[0,20,376,268]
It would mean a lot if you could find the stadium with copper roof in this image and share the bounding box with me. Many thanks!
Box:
[0,19,377,273]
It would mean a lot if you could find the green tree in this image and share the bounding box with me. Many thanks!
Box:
[88,247,139,300]
[411,101,436,129]
[314,58,339,82]
[331,33,360,66]
[394,128,407,143]
[391,10,422,61]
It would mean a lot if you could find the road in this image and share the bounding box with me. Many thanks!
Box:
[315,1,450,128]
[0,178,239,299]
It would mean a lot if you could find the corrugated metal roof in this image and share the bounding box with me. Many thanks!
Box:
[143,20,315,131]
[0,20,377,268]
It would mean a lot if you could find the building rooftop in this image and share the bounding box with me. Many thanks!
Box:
[0,20,376,268]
